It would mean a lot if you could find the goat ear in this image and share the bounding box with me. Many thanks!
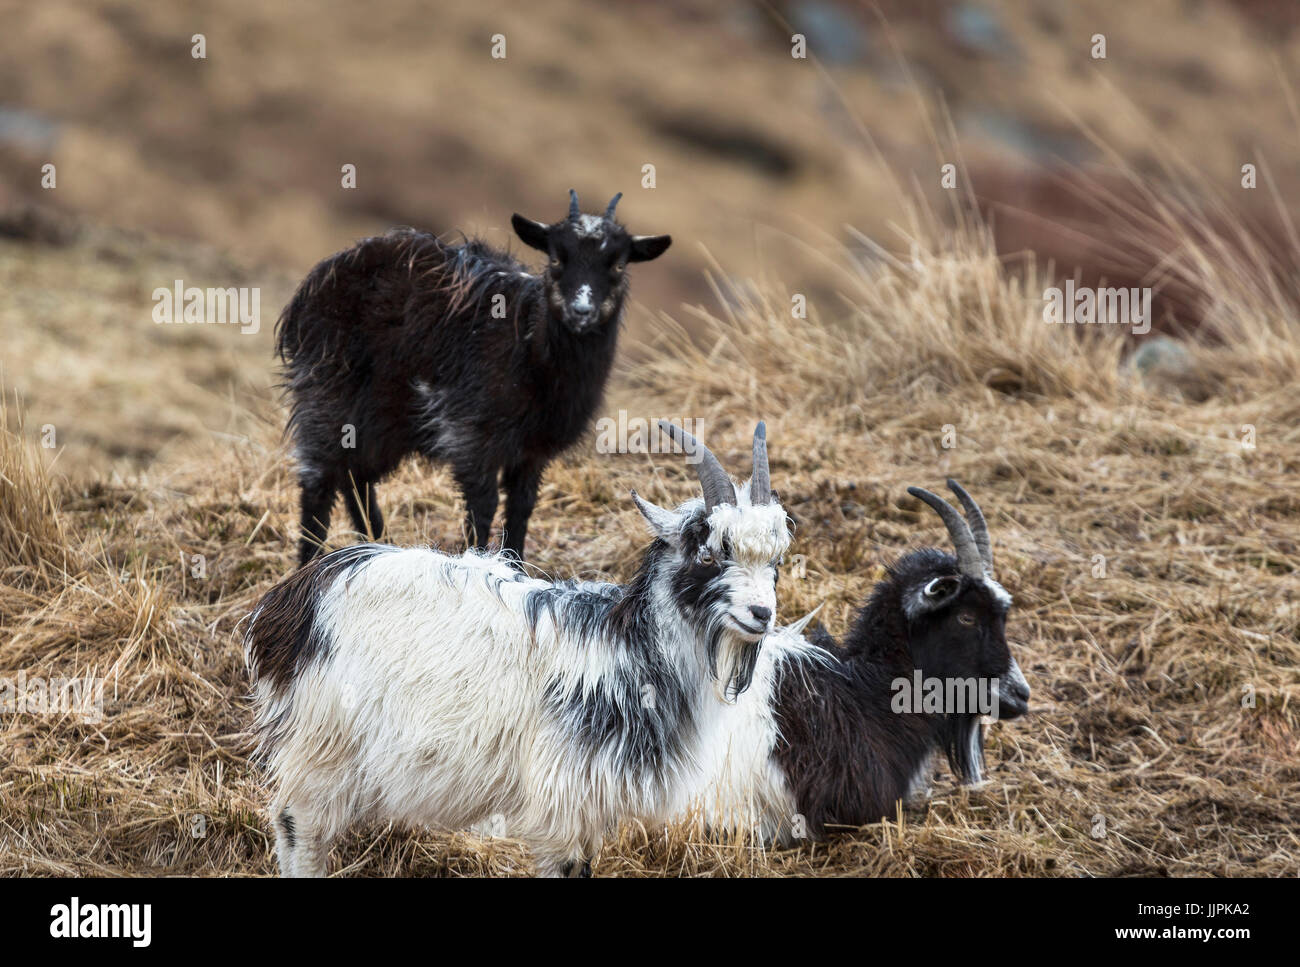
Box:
[905,575,962,619]
[630,490,681,543]
[511,214,551,253]
[628,234,672,262]
[923,575,962,606]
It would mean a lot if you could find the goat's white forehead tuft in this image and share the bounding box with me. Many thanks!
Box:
[572,214,606,238]
[702,486,790,563]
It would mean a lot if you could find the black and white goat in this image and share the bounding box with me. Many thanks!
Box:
[276,190,671,565]
[244,422,789,876]
[670,481,1031,842]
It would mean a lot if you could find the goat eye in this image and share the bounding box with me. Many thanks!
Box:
[696,548,715,567]
[958,612,976,626]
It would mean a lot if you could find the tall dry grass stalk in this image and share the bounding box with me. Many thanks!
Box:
[0,392,73,584]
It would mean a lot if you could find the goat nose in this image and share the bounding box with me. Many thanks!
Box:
[749,605,772,624]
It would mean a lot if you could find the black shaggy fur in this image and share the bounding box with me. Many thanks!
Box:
[276,193,670,565]
[772,548,1028,838]
[277,810,296,849]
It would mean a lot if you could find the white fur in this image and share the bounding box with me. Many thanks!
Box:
[704,482,790,562]
[251,483,790,876]
[255,551,640,874]
[662,625,827,844]
[573,214,605,238]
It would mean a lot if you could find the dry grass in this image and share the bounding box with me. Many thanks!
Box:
[1,199,1298,877]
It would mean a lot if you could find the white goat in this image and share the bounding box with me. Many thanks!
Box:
[244,421,790,876]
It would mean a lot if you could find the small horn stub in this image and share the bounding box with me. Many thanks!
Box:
[907,485,985,579]
[659,420,735,513]
[568,188,580,218]
[604,192,623,220]
[750,421,771,505]
[787,602,824,637]
[946,479,993,574]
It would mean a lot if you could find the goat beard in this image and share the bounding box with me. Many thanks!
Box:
[939,713,986,785]
[706,627,763,704]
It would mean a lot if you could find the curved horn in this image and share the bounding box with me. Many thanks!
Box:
[604,192,623,220]
[750,421,771,505]
[568,188,580,218]
[659,420,734,513]
[907,486,984,579]
[946,479,993,574]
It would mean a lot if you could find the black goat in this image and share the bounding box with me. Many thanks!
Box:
[685,480,1031,842]
[275,190,671,565]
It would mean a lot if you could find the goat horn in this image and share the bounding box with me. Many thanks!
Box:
[750,421,771,505]
[659,421,734,513]
[907,486,985,579]
[568,189,580,218]
[604,192,623,220]
[946,479,993,574]
[786,602,823,638]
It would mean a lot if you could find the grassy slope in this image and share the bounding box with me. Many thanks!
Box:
[1,210,1296,876]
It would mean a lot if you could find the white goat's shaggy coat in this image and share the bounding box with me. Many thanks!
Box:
[660,622,830,843]
[246,478,791,877]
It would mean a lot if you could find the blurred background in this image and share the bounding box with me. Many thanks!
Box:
[1,0,1297,472]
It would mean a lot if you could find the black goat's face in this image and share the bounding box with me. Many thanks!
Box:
[512,192,671,335]
[893,481,1027,785]
[897,552,1030,722]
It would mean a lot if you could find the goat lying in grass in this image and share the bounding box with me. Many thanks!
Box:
[667,480,1031,843]
[276,189,670,565]
[244,421,787,876]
